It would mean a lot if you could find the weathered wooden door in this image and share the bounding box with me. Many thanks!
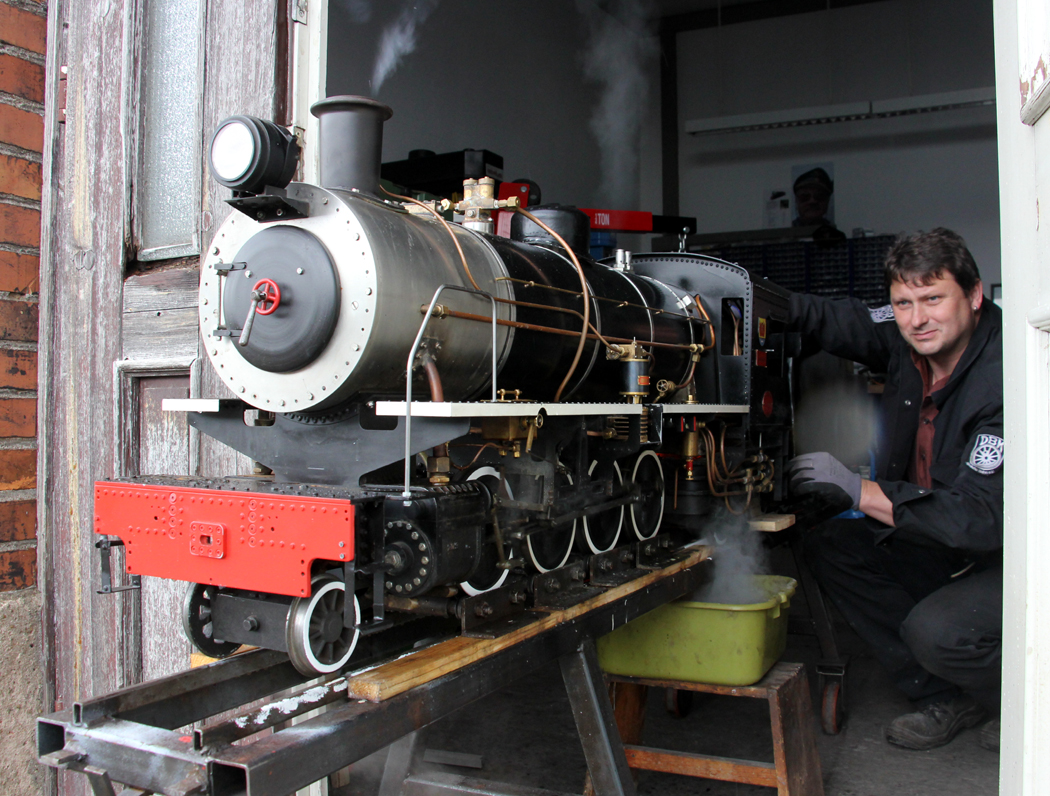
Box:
[38,1,294,792]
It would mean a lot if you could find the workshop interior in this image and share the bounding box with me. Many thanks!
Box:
[13,0,1047,795]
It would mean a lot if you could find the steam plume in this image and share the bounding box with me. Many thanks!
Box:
[691,508,769,604]
[371,0,442,95]
[335,0,373,24]
[576,0,657,208]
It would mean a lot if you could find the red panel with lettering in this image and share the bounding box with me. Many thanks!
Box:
[580,208,654,232]
[94,482,354,597]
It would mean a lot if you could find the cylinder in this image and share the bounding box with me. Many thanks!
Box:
[310,95,393,195]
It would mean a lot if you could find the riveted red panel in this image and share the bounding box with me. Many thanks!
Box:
[94,483,354,598]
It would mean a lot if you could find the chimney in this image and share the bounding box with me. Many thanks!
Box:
[310,95,393,195]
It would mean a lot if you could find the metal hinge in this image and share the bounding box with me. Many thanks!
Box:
[292,0,308,24]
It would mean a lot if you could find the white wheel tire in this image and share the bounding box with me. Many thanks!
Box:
[527,472,576,573]
[460,466,512,596]
[630,450,665,541]
[582,460,624,554]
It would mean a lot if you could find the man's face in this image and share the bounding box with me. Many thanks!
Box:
[890,273,983,365]
[794,187,830,224]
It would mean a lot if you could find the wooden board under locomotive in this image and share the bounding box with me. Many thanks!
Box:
[93,96,797,676]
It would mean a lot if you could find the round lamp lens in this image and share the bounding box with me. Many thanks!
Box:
[211,122,255,182]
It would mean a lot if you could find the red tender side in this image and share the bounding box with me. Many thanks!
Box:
[94,482,354,598]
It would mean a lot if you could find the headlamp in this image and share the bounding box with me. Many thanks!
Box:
[207,115,300,194]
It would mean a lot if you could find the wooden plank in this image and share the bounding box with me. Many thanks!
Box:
[347,549,712,702]
[121,307,198,361]
[623,746,777,787]
[123,264,199,314]
[769,663,824,795]
[136,375,193,683]
[748,514,795,532]
[605,661,803,698]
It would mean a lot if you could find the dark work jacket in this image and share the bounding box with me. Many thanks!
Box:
[789,294,1003,553]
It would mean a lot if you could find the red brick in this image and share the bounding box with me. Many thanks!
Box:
[0,204,39,248]
[0,154,39,201]
[0,55,43,104]
[0,6,46,55]
[0,250,37,293]
[0,547,35,589]
[0,349,34,390]
[0,449,34,490]
[0,103,42,153]
[0,299,36,341]
[0,398,34,436]
[0,499,34,542]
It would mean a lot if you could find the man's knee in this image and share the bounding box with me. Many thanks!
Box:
[901,579,1002,678]
[804,518,878,583]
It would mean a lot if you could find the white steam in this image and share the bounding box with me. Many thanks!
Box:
[335,0,374,25]
[371,0,442,95]
[576,0,657,208]
[691,508,770,605]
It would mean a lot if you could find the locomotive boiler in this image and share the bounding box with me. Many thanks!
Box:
[94,96,798,676]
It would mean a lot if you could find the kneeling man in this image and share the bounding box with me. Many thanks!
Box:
[788,228,1002,751]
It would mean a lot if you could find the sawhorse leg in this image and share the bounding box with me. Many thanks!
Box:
[560,639,637,796]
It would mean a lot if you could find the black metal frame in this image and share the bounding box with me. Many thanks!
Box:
[39,557,711,796]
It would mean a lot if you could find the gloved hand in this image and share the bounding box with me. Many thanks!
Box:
[787,452,862,513]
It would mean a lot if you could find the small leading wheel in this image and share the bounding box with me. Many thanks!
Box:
[183,583,241,659]
[820,678,845,735]
[629,450,665,540]
[286,574,361,676]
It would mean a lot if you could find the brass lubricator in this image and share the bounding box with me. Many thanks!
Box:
[607,339,650,404]
[454,177,521,234]
[481,413,544,456]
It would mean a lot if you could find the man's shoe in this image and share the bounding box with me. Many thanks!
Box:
[978,719,1000,752]
[885,695,987,750]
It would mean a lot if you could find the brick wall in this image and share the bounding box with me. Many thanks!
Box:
[0,0,44,592]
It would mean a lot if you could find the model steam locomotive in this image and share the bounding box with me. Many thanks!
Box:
[94,96,798,676]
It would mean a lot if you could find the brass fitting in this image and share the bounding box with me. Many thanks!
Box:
[427,456,451,485]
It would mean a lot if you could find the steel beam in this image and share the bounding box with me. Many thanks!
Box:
[39,558,711,796]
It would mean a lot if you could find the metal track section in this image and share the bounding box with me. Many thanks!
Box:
[38,556,711,796]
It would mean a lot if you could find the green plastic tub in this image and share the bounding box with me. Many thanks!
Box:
[597,575,797,686]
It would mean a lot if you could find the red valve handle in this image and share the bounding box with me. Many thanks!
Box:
[252,279,281,315]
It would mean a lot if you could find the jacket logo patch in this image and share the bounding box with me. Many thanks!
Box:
[869,305,895,323]
[967,434,1004,475]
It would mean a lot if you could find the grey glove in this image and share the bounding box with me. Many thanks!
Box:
[787,452,862,512]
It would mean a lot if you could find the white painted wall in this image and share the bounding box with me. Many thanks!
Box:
[671,0,1002,288]
[992,1,1050,791]
[325,1,654,210]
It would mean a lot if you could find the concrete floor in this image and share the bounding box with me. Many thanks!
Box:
[338,619,1000,796]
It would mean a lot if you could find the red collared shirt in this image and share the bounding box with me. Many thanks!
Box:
[908,351,949,489]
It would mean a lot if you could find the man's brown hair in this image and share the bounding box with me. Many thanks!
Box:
[884,227,981,293]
